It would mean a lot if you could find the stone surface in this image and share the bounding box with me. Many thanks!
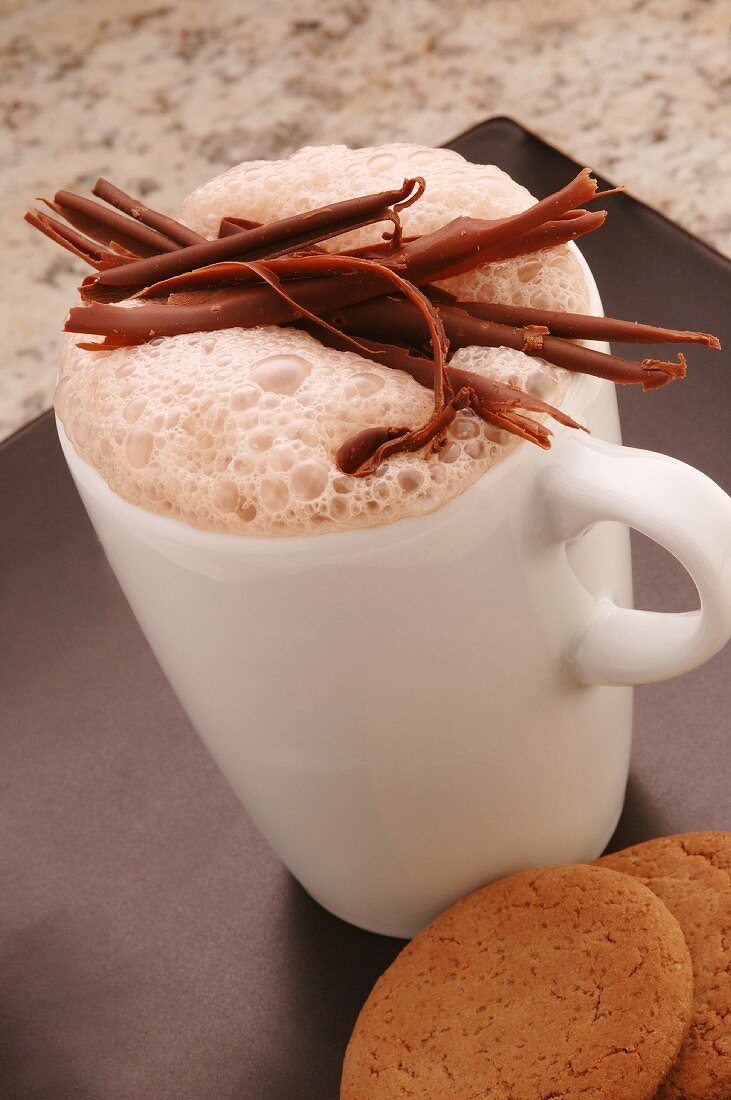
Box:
[2,0,728,441]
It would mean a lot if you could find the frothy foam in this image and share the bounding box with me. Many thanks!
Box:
[57,143,591,537]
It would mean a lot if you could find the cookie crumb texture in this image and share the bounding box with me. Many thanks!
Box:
[600,832,731,1100]
[341,864,693,1100]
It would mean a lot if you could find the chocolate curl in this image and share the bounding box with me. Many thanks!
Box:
[334,331,582,431]
[307,325,586,473]
[350,212,605,267]
[79,250,354,305]
[87,178,425,294]
[398,168,601,284]
[216,215,331,258]
[60,171,609,332]
[85,169,598,297]
[75,334,142,351]
[346,209,601,268]
[217,218,338,252]
[346,203,597,264]
[77,252,455,466]
[332,297,687,390]
[133,253,398,297]
[68,255,690,392]
[68,285,294,342]
[216,217,332,256]
[217,216,263,237]
[70,254,450,391]
[47,191,181,257]
[24,210,132,269]
[182,254,453,472]
[337,397,467,477]
[443,298,722,349]
[392,175,426,216]
[343,236,419,258]
[590,187,626,201]
[471,210,606,266]
[336,425,413,476]
[214,254,450,408]
[383,175,426,247]
[72,265,383,330]
[439,303,687,390]
[242,260,383,363]
[91,178,205,247]
[68,255,413,341]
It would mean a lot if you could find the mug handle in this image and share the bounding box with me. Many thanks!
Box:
[540,432,731,686]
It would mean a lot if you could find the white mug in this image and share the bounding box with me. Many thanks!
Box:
[58,253,731,938]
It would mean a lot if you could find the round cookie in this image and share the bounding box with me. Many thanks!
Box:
[341,864,693,1100]
[599,832,731,1100]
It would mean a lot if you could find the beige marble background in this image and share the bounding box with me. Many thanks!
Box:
[1,0,729,441]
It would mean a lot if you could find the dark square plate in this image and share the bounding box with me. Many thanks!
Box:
[1,118,728,1100]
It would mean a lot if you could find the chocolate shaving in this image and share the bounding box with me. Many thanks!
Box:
[331,297,687,390]
[590,187,626,201]
[68,254,412,338]
[217,216,333,250]
[69,263,689,391]
[317,327,583,431]
[395,168,602,284]
[91,178,205,247]
[243,260,379,362]
[290,252,450,405]
[79,171,606,303]
[439,303,687,389]
[351,210,606,268]
[382,174,426,247]
[217,216,263,237]
[23,210,131,269]
[472,210,607,265]
[342,236,419,258]
[90,253,453,464]
[46,191,180,257]
[64,258,390,344]
[307,326,586,473]
[337,396,467,477]
[438,297,722,348]
[86,179,425,294]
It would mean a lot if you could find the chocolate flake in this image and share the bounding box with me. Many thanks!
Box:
[521,326,550,352]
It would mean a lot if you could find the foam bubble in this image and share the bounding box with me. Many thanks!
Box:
[290,459,329,502]
[251,354,311,395]
[58,143,590,537]
[212,479,239,513]
[125,426,154,468]
[347,372,385,397]
[368,151,398,173]
[451,414,479,440]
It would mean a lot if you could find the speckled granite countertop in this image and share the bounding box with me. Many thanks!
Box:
[1,0,728,441]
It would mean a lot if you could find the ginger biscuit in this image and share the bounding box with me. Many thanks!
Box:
[341,864,693,1100]
[599,832,731,1099]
